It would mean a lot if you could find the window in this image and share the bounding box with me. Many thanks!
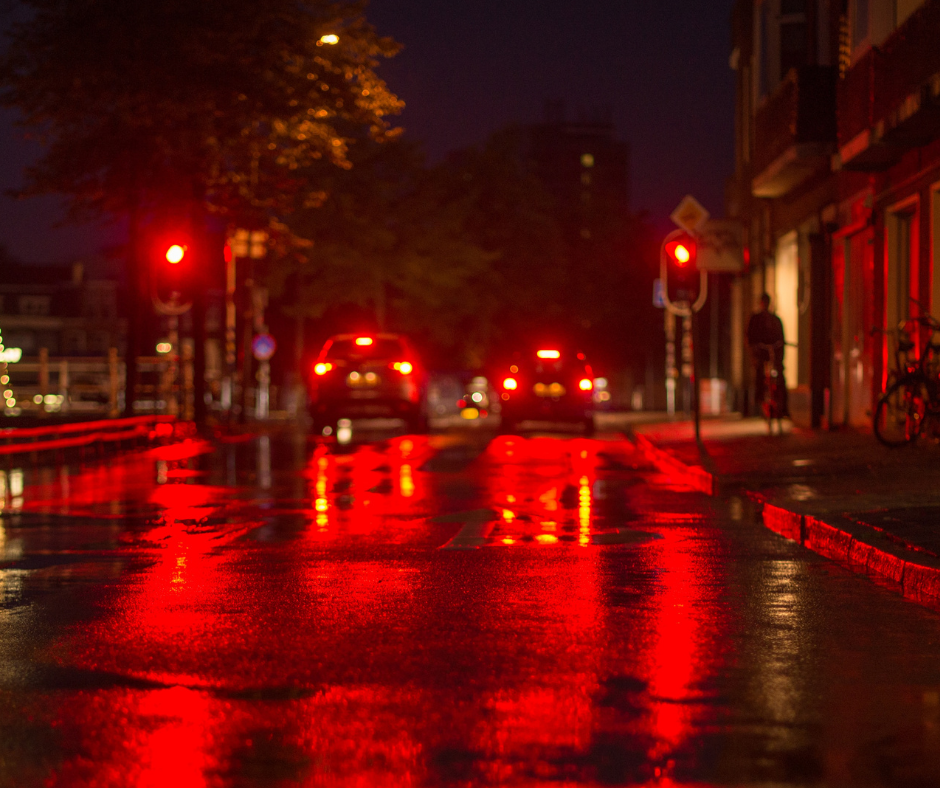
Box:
[780,21,808,77]
[853,0,870,49]
[18,296,50,316]
[886,202,918,335]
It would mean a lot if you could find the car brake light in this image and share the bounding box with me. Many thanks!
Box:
[355,337,373,346]
[537,349,560,359]
[314,362,333,375]
[503,377,518,390]
[579,378,593,391]
[392,361,413,375]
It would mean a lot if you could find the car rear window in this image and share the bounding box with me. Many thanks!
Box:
[324,338,406,361]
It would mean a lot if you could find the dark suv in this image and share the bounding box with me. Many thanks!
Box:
[496,347,595,434]
[308,333,426,434]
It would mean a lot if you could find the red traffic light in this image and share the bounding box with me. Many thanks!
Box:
[664,237,696,268]
[165,244,187,264]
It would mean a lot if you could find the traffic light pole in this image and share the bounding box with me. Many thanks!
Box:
[660,229,708,445]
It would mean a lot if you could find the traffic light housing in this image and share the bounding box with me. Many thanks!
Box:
[151,236,194,315]
[661,230,704,313]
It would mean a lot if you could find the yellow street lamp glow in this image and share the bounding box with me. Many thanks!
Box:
[319,34,339,45]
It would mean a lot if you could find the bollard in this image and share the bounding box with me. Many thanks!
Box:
[38,348,49,418]
[108,348,119,417]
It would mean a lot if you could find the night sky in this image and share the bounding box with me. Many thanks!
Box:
[0,0,735,264]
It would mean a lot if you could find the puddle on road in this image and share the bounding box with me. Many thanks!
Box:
[436,507,662,550]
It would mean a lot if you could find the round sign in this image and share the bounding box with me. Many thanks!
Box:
[252,333,277,361]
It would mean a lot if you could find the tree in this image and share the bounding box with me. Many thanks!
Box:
[274,140,496,369]
[0,0,402,416]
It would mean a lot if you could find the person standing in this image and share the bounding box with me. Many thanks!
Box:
[747,293,788,417]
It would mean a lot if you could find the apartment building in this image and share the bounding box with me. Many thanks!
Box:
[728,0,940,427]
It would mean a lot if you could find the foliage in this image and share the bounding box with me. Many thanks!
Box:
[273,140,496,368]
[0,0,403,227]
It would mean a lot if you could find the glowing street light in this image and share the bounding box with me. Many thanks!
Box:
[319,34,339,45]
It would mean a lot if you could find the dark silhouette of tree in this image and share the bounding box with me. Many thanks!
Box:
[0,0,402,416]
[1,0,401,224]
[274,140,495,369]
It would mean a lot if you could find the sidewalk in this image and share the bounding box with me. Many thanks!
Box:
[628,413,940,608]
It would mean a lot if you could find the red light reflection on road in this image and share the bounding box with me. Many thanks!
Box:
[641,518,729,775]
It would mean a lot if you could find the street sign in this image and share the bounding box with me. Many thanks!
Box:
[653,278,665,309]
[252,333,277,361]
[670,195,710,235]
[697,219,745,272]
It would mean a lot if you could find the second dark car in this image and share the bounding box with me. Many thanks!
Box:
[496,347,595,434]
[308,333,426,435]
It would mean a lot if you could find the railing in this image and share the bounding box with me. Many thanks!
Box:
[838,0,940,150]
[753,65,837,177]
[2,350,185,417]
[0,414,177,457]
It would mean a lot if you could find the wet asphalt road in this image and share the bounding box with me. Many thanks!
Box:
[2,424,940,787]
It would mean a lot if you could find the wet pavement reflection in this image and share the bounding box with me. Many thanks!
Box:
[2,424,940,785]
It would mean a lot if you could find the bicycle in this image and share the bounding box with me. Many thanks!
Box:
[873,314,940,447]
[755,341,787,435]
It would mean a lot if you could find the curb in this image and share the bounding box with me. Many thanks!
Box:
[633,433,940,607]
[633,433,714,495]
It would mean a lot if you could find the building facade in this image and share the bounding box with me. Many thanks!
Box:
[728,0,940,427]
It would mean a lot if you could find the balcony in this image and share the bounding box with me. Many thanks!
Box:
[839,0,940,170]
[752,66,836,198]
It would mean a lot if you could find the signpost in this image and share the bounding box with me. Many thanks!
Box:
[252,333,276,420]
[663,196,713,444]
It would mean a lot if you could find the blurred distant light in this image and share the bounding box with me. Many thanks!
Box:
[460,408,480,420]
[581,153,595,168]
[393,361,413,375]
[165,244,186,264]
[502,377,518,390]
[470,391,483,403]
[314,362,332,375]
[336,418,352,445]
[594,377,608,389]
[319,33,339,45]
[355,337,373,346]
[33,394,42,404]
[579,378,593,391]
[156,342,172,354]
[537,349,560,359]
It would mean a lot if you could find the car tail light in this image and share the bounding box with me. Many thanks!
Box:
[314,362,333,376]
[503,377,518,390]
[537,349,560,359]
[579,378,593,391]
[392,361,413,375]
[355,337,373,346]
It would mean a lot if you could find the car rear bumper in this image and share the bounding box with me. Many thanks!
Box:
[501,397,593,422]
[310,396,419,419]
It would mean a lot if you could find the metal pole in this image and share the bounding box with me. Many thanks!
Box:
[38,348,48,417]
[665,310,676,416]
[690,310,701,445]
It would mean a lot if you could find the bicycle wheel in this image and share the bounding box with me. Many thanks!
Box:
[874,378,927,447]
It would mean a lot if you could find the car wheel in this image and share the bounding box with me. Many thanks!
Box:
[582,415,595,437]
[407,408,429,435]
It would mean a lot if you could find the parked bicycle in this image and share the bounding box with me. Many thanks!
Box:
[873,314,940,447]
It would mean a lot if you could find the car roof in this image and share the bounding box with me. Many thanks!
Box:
[326,333,404,342]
